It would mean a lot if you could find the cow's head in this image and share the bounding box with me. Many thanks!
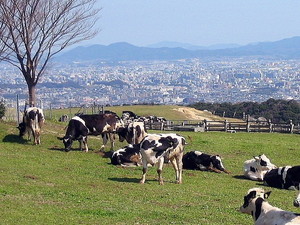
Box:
[17,122,27,137]
[240,188,271,215]
[57,135,73,152]
[117,126,133,144]
[254,154,276,170]
[210,155,227,172]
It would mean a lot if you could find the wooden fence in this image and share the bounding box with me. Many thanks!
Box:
[144,119,300,134]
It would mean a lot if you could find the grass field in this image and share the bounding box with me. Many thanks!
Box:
[1,113,300,224]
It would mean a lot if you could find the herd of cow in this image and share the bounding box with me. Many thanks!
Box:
[17,107,300,224]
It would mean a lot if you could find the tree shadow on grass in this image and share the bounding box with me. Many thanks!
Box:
[2,134,28,144]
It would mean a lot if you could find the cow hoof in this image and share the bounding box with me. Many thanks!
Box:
[176,181,182,184]
[139,180,145,184]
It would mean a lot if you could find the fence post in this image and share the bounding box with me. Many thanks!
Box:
[224,120,228,132]
[160,122,164,131]
[204,119,207,131]
[246,115,250,132]
[290,120,294,134]
[16,94,20,125]
[268,119,273,133]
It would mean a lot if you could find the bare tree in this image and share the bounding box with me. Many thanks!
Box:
[0,0,100,106]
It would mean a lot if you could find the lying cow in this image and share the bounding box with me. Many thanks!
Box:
[240,187,300,225]
[243,154,276,181]
[263,166,300,190]
[182,151,230,174]
[110,144,142,167]
[139,133,186,185]
[58,113,122,152]
[117,121,147,145]
[263,165,300,207]
[17,107,45,145]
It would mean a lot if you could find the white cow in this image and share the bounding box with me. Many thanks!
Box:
[243,154,276,181]
[240,188,300,225]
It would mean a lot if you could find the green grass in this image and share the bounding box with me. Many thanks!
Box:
[0,119,300,225]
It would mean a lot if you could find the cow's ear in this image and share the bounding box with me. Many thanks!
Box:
[248,191,257,199]
[254,156,259,161]
[57,137,64,140]
[264,191,271,199]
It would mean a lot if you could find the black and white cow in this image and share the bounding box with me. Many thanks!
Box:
[240,188,300,225]
[243,154,276,181]
[110,144,142,167]
[263,166,300,190]
[139,133,186,185]
[182,151,230,174]
[263,165,300,207]
[117,121,147,145]
[58,113,122,152]
[17,107,45,145]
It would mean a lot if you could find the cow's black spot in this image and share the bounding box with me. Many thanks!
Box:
[260,160,267,167]
[250,166,256,173]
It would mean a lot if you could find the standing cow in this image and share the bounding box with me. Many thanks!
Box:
[58,113,122,152]
[17,107,45,145]
[139,133,186,185]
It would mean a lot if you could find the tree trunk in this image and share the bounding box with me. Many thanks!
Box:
[27,83,36,107]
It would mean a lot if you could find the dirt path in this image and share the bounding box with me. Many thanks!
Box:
[173,107,242,122]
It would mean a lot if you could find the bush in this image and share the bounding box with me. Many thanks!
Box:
[0,100,6,119]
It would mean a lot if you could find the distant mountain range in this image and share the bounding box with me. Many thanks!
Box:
[147,41,241,50]
[55,36,300,63]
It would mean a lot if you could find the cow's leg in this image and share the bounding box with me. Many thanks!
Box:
[170,157,179,183]
[35,131,41,145]
[30,127,38,144]
[157,157,165,185]
[208,167,222,173]
[100,133,108,151]
[294,186,300,207]
[140,157,148,184]
[176,153,183,184]
[245,172,262,181]
[109,133,115,151]
[27,127,32,141]
[83,136,89,152]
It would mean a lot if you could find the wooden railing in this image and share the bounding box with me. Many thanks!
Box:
[145,119,300,134]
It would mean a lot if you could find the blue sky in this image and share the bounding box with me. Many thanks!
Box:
[85,0,300,47]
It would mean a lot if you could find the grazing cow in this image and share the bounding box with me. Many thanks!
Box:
[139,133,186,185]
[117,121,147,145]
[110,144,142,167]
[58,113,121,152]
[243,154,276,181]
[17,107,45,145]
[182,151,230,174]
[240,188,300,225]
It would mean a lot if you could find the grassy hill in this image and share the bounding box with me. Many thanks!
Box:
[42,105,242,122]
[0,112,300,224]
